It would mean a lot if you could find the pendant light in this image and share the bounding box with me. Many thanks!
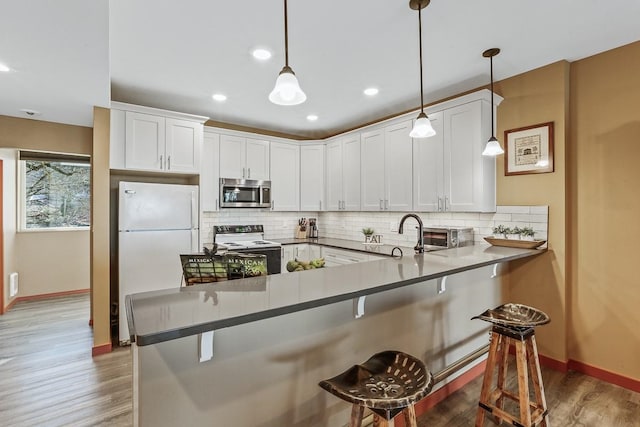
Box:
[409,0,436,138]
[269,0,306,106]
[482,48,504,156]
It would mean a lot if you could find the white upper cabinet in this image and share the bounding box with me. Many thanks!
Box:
[300,144,325,211]
[361,120,413,212]
[413,93,497,212]
[110,103,207,174]
[326,134,361,211]
[201,130,220,212]
[270,142,300,211]
[413,111,444,212]
[219,135,270,180]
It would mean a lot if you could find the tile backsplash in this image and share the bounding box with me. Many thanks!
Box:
[201,206,548,247]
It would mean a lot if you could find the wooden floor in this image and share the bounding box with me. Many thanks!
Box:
[1,294,639,427]
[0,294,132,427]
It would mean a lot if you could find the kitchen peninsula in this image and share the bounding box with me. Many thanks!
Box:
[126,245,544,426]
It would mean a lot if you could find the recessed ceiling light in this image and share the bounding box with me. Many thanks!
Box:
[252,48,272,60]
[212,93,227,102]
[364,87,379,96]
[0,63,10,72]
[306,114,318,122]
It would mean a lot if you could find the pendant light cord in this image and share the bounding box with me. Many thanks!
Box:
[284,0,289,67]
[490,55,495,137]
[418,6,424,113]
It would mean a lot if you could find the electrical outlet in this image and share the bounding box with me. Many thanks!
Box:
[390,221,398,232]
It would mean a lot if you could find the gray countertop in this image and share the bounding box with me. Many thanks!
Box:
[276,237,415,257]
[125,244,544,346]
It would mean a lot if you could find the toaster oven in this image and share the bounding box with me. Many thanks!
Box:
[423,226,474,250]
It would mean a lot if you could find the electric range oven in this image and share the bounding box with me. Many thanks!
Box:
[213,225,281,274]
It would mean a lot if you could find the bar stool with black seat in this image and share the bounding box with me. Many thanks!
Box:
[318,350,434,427]
[473,303,551,427]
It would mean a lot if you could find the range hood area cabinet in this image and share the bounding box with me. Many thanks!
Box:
[270,142,300,211]
[200,130,220,212]
[413,94,500,212]
[219,135,270,181]
[326,134,361,211]
[361,120,413,212]
[300,144,325,211]
[110,102,208,174]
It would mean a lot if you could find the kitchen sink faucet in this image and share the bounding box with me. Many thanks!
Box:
[398,214,424,254]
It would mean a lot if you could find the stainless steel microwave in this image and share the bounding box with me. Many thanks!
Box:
[423,226,474,250]
[219,178,271,208]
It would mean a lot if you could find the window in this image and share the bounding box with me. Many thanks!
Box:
[20,151,91,230]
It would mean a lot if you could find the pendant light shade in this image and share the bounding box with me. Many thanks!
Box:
[409,0,435,139]
[270,0,306,106]
[409,112,436,138]
[482,48,504,156]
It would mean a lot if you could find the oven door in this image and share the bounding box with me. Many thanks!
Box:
[423,229,451,250]
[220,178,271,208]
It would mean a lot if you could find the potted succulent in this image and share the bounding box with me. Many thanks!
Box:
[520,226,536,241]
[362,227,375,243]
[508,226,523,240]
[492,225,508,239]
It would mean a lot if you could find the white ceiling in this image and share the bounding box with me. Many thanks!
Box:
[2,1,639,138]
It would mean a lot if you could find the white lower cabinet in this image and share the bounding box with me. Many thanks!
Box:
[281,244,323,273]
[321,247,371,267]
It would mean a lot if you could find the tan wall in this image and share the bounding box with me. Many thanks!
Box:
[0,149,18,309]
[569,41,640,379]
[0,115,92,155]
[91,107,111,350]
[0,117,92,308]
[14,230,89,296]
[495,61,569,362]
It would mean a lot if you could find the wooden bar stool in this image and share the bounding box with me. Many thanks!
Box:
[473,303,551,427]
[319,351,434,427]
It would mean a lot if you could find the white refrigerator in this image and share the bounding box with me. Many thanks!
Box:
[118,181,199,343]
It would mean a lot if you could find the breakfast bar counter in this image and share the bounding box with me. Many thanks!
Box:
[126,244,544,427]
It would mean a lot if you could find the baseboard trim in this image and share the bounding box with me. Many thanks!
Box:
[4,297,17,312]
[12,288,90,303]
[539,354,569,372]
[568,359,640,393]
[92,342,112,357]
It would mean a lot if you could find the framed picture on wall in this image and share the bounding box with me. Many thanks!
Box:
[504,122,554,175]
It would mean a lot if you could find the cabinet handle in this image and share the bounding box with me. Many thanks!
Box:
[437,196,442,211]
[445,196,449,211]
[243,167,246,178]
[272,199,275,210]
[319,200,322,210]
[159,155,163,170]
[385,199,389,210]
[167,155,171,170]
[379,199,383,210]
[248,168,251,178]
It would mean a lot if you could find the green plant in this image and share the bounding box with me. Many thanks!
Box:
[362,227,375,236]
[512,226,523,235]
[520,226,535,237]
[492,225,508,235]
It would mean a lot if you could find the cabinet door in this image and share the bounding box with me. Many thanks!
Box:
[201,131,220,212]
[296,244,309,261]
[270,142,300,211]
[219,135,246,179]
[385,120,414,211]
[342,134,361,211]
[444,101,483,212]
[413,111,444,212]
[125,112,165,171]
[281,246,296,273]
[245,138,270,180]
[165,119,201,173]
[360,129,385,211]
[110,109,126,169]
[300,144,325,211]
[325,140,343,211]
[309,244,321,260]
